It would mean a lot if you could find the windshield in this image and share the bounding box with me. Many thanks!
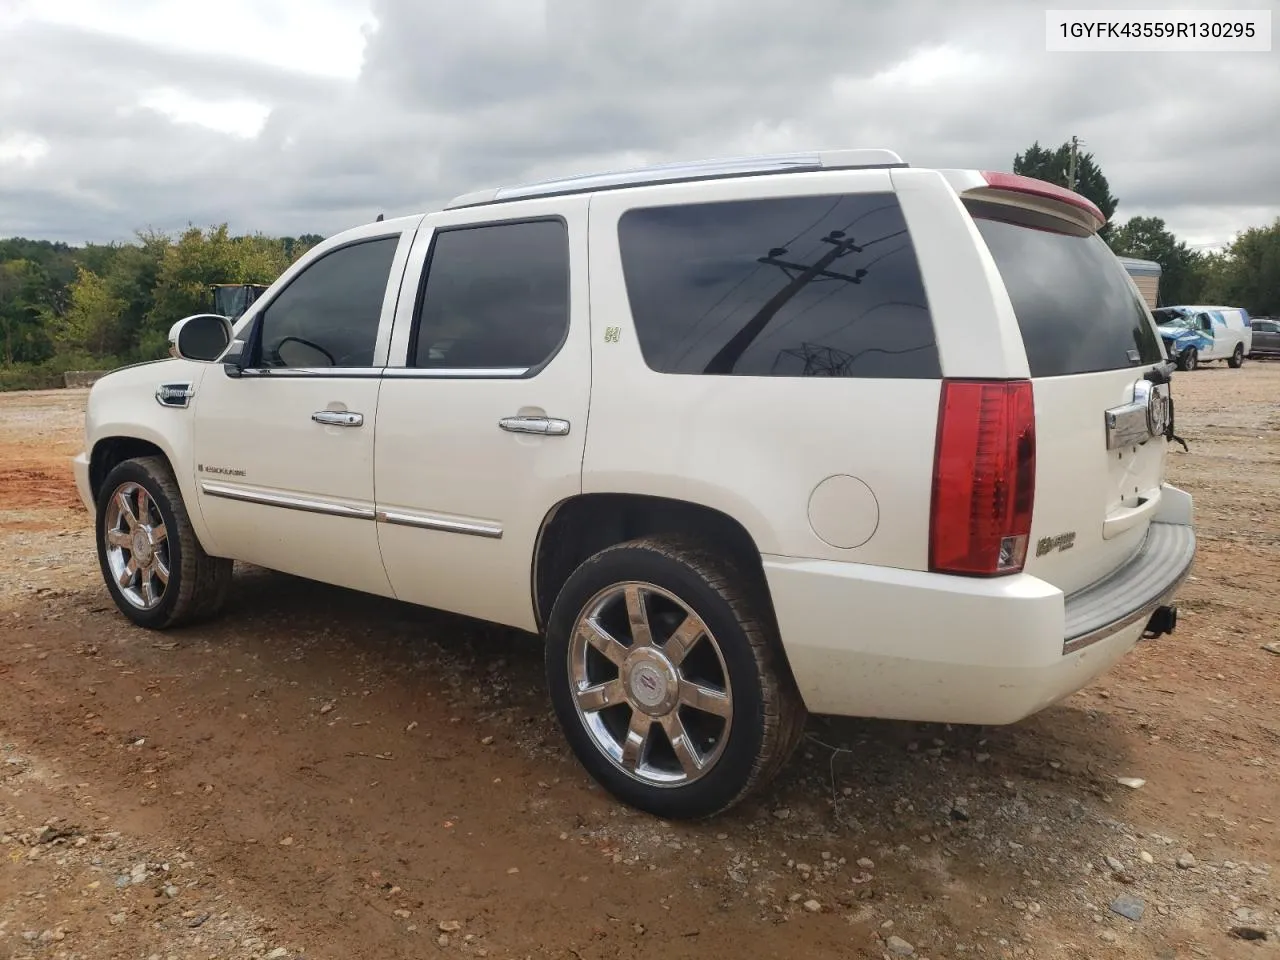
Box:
[1152,309,1194,330]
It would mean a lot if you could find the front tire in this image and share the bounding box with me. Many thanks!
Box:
[95,456,232,629]
[1178,347,1199,371]
[545,536,805,819]
[1228,343,1245,368]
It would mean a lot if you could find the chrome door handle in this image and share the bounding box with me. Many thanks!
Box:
[498,416,570,436]
[312,410,364,427]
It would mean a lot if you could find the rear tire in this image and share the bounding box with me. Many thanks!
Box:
[1178,347,1198,371]
[95,456,233,630]
[544,535,805,819]
[1228,343,1244,368]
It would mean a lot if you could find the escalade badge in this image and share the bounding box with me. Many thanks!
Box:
[1036,532,1077,557]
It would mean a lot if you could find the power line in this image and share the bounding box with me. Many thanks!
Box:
[759,235,911,346]
[671,200,909,369]
[703,231,864,374]
[669,196,845,366]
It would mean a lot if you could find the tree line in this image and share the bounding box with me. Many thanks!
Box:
[2,140,1278,389]
[0,227,321,389]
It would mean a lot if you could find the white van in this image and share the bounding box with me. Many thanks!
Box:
[1152,305,1253,370]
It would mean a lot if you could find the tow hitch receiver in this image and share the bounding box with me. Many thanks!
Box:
[1143,604,1178,639]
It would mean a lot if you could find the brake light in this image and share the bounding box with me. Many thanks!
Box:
[930,380,1036,576]
[979,171,1105,228]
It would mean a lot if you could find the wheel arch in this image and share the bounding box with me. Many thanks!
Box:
[89,434,170,501]
[87,424,216,555]
[531,493,775,634]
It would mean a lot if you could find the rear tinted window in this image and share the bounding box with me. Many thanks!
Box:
[969,202,1163,377]
[617,193,939,378]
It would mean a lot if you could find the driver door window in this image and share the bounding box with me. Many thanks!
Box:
[257,237,400,368]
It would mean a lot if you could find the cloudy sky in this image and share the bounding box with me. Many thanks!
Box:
[1,0,1276,248]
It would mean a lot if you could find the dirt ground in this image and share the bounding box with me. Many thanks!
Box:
[1,363,1278,960]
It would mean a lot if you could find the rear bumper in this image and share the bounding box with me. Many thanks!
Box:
[1063,521,1195,653]
[764,507,1196,725]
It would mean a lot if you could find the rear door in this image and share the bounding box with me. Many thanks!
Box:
[373,196,591,632]
[962,197,1172,595]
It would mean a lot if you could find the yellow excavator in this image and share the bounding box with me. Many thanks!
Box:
[210,283,269,321]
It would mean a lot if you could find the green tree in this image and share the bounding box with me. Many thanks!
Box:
[108,232,168,356]
[145,225,292,356]
[281,233,324,261]
[1013,140,1119,234]
[1196,250,1230,305]
[0,259,55,365]
[53,266,127,356]
[0,225,307,379]
[0,238,77,288]
[1109,215,1206,306]
[1207,219,1280,316]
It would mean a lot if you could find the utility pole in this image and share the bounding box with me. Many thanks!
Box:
[1067,135,1080,192]
[702,232,865,374]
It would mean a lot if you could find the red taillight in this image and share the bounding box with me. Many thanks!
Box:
[930,380,1036,577]
[979,170,1105,228]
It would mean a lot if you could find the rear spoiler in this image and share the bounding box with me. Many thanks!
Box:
[940,170,1106,233]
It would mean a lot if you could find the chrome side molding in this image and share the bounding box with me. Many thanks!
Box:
[375,508,503,539]
[200,481,375,520]
[199,482,503,539]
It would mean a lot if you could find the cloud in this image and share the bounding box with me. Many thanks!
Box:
[0,0,1276,246]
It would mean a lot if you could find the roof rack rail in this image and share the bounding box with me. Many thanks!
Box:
[444,148,907,210]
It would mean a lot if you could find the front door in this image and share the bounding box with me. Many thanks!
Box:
[374,196,591,631]
[192,222,419,596]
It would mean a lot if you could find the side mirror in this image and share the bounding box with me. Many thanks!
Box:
[168,314,232,362]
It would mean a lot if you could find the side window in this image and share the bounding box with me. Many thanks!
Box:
[615,193,939,378]
[1197,313,1212,332]
[257,236,400,368]
[412,219,569,370]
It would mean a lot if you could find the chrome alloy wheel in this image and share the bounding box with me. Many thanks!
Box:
[568,581,733,786]
[103,482,170,610]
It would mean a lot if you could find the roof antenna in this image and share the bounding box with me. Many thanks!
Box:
[375,213,384,221]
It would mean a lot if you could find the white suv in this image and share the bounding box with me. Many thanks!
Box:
[72,149,1196,819]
